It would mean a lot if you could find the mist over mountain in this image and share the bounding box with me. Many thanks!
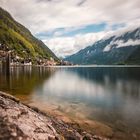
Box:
[65,27,140,65]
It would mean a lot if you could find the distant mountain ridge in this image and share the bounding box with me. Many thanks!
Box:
[65,27,140,65]
[0,7,58,63]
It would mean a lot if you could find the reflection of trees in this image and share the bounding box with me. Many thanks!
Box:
[0,66,56,96]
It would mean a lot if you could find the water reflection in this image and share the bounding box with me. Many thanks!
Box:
[31,67,140,139]
[0,66,56,99]
[0,66,140,139]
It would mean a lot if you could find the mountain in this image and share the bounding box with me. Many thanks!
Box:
[65,27,140,65]
[0,7,58,63]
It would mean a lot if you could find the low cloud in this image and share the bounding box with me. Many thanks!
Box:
[43,32,107,58]
[43,25,140,58]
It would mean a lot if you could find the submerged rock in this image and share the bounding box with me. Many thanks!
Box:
[0,91,107,140]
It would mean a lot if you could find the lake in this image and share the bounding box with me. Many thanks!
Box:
[0,66,140,140]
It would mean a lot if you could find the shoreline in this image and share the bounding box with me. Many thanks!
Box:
[9,64,140,68]
[0,91,107,140]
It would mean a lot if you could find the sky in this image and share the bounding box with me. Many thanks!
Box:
[0,0,140,58]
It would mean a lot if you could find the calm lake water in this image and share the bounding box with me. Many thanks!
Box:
[0,66,140,140]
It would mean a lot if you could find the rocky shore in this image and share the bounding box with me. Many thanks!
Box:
[0,91,108,140]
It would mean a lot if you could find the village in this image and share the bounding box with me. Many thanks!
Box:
[0,43,72,67]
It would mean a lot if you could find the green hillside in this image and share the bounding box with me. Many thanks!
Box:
[0,7,58,63]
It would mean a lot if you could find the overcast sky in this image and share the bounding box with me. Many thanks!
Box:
[0,0,140,57]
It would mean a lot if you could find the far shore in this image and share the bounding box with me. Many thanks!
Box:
[1,62,140,68]
[9,65,140,68]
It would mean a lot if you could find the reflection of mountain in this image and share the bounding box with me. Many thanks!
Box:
[68,67,140,82]
[65,27,140,65]
[67,67,140,99]
[0,66,56,96]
